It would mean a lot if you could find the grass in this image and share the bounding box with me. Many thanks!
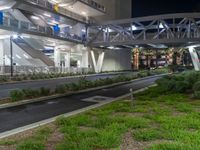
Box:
[1,86,200,150]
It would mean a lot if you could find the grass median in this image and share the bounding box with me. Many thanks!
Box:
[1,78,200,149]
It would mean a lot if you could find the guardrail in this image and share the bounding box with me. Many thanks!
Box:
[1,16,83,43]
[0,66,93,75]
[20,0,87,23]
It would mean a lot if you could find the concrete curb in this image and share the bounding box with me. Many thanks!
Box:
[0,74,165,110]
[0,72,131,86]
[0,83,156,139]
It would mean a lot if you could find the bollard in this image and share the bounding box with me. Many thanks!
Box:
[130,88,134,107]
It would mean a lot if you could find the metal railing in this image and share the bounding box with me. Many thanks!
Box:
[0,66,93,75]
[20,0,87,23]
[2,16,83,43]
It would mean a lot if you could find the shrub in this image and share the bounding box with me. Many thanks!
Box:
[39,87,50,96]
[174,81,190,93]
[55,85,66,94]
[193,91,200,99]
[193,81,200,91]
[22,89,38,98]
[10,90,25,101]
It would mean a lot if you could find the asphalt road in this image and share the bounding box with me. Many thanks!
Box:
[0,72,132,99]
[0,75,161,133]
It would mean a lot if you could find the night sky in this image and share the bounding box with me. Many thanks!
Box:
[132,0,200,17]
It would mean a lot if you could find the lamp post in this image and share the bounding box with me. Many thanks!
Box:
[10,36,13,77]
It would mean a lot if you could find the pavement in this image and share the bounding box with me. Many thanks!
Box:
[0,72,132,99]
[0,75,161,133]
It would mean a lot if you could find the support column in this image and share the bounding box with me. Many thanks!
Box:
[54,48,60,67]
[64,52,70,68]
[91,50,105,73]
[0,40,4,74]
[189,46,200,71]
[81,50,88,68]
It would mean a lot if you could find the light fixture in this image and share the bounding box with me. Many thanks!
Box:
[159,23,164,29]
[31,16,40,20]
[131,25,137,31]
[81,11,87,15]
[108,46,114,49]
[44,13,51,17]
[12,34,19,39]
[82,29,86,33]
[0,6,11,11]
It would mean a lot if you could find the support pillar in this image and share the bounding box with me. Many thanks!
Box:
[91,50,105,73]
[0,40,4,74]
[189,46,200,71]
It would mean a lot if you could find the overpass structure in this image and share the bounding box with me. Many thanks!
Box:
[87,13,200,70]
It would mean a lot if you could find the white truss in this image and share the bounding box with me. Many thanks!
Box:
[87,13,200,48]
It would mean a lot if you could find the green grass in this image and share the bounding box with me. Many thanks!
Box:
[2,86,200,150]
[133,128,162,141]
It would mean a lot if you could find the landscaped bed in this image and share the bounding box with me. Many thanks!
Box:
[1,71,200,150]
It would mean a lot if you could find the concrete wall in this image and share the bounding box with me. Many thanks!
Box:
[102,49,132,71]
[89,48,132,72]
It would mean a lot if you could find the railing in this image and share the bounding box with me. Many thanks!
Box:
[79,0,106,13]
[20,0,87,23]
[0,66,93,75]
[88,13,200,47]
[2,16,83,43]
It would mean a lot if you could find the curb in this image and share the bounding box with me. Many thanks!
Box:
[0,74,165,110]
[0,72,132,86]
[0,83,156,139]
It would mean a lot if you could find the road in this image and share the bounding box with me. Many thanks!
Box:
[0,75,161,133]
[0,72,132,99]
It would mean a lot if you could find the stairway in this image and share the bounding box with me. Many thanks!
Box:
[13,37,54,66]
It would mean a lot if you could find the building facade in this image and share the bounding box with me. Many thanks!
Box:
[0,0,132,75]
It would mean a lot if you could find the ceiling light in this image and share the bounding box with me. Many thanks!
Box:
[0,6,11,11]
[44,13,51,17]
[81,11,87,15]
[31,16,40,20]
[131,25,137,31]
[159,23,164,29]
[12,34,19,39]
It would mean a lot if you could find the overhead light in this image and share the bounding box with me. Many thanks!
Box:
[58,3,69,7]
[131,25,137,31]
[12,34,19,39]
[44,13,51,17]
[44,46,54,49]
[82,29,86,33]
[31,16,40,20]
[108,46,114,49]
[159,23,164,29]
[81,11,87,15]
[0,6,11,11]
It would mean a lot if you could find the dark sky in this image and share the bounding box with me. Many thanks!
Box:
[132,0,200,17]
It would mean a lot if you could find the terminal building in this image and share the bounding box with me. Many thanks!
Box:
[0,0,132,75]
[1,0,200,75]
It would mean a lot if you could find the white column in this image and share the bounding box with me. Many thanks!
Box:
[0,40,4,66]
[189,46,200,71]
[64,51,70,68]
[54,48,61,67]
[91,50,105,73]
[0,40,4,74]
[81,50,88,68]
